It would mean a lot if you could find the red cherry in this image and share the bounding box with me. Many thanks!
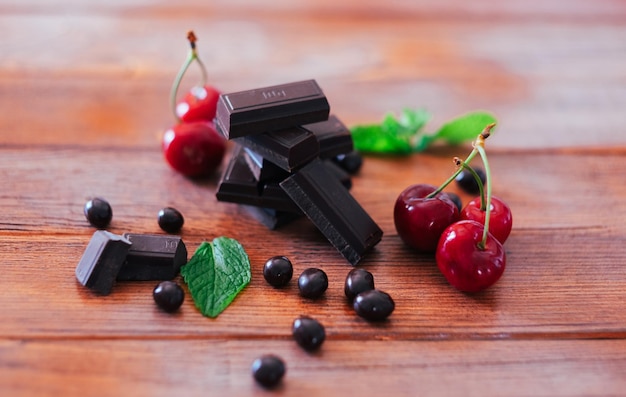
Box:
[175,84,221,123]
[393,184,460,253]
[162,121,226,177]
[460,196,512,244]
[436,220,506,292]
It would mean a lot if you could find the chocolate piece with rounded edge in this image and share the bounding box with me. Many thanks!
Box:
[216,145,302,213]
[75,230,131,295]
[301,115,353,159]
[215,80,330,139]
[235,126,320,172]
[117,233,188,281]
[279,159,382,265]
[322,160,352,190]
[242,147,291,182]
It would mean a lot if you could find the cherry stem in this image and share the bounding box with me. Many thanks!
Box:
[455,159,486,211]
[169,31,209,123]
[426,149,478,198]
[426,123,495,199]
[475,144,493,250]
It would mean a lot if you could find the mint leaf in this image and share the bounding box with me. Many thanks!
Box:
[350,109,430,155]
[350,109,497,155]
[434,111,497,145]
[180,237,251,318]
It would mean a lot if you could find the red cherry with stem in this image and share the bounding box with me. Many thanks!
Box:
[162,121,225,177]
[170,31,220,124]
[436,220,506,292]
[176,84,221,123]
[394,183,460,253]
[460,195,512,244]
[437,124,508,292]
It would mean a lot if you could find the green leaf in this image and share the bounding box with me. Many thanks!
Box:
[411,133,438,153]
[350,109,431,155]
[433,111,497,145]
[180,237,251,318]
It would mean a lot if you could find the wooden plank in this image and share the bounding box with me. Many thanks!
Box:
[1,339,625,397]
[1,1,626,396]
[1,13,625,148]
[1,147,625,338]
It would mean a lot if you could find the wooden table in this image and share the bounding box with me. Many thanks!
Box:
[2,1,625,396]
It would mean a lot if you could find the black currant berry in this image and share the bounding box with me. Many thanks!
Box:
[263,256,293,287]
[344,268,375,302]
[84,197,113,229]
[157,207,184,233]
[353,289,395,322]
[455,167,486,195]
[333,151,363,175]
[153,281,185,312]
[251,355,286,388]
[292,316,326,351]
[443,191,463,212]
[298,268,328,299]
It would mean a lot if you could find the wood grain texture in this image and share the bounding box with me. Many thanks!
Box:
[1,0,626,395]
[1,4,625,148]
[2,339,625,397]
[1,147,626,341]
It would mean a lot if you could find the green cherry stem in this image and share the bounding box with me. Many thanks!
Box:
[426,123,496,199]
[474,142,493,250]
[169,31,209,123]
[454,158,486,211]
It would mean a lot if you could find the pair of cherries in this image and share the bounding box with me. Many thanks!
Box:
[162,31,226,178]
[394,125,512,292]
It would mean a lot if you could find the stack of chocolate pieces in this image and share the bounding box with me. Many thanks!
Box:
[215,80,383,265]
[75,231,188,295]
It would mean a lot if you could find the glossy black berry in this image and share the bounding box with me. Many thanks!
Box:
[298,268,328,299]
[344,268,375,302]
[157,207,184,233]
[84,197,112,229]
[333,151,363,175]
[455,167,486,195]
[292,316,326,351]
[152,281,185,312]
[443,191,463,212]
[263,256,293,287]
[353,289,395,321]
[251,355,286,388]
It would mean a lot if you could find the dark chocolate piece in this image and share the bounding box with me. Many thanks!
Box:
[242,147,290,183]
[75,230,131,295]
[323,160,352,190]
[236,126,320,172]
[116,234,188,281]
[279,159,382,265]
[215,80,330,139]
[242,206,303,230]
[302,115,353,159]
[216,146,301,213]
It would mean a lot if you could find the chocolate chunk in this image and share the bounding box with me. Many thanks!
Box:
[242,205,303,230]
[75,230,131,295]
[279,160,382,265]
[242,148,289,183]
[323,160,352,190]
[302,115,353,159]
[236,126,320,172]
[215,80,330,139]
[216,146,301,213]
[116,234,188,281]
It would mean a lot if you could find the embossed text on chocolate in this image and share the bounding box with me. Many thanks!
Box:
[262,89,287,100]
